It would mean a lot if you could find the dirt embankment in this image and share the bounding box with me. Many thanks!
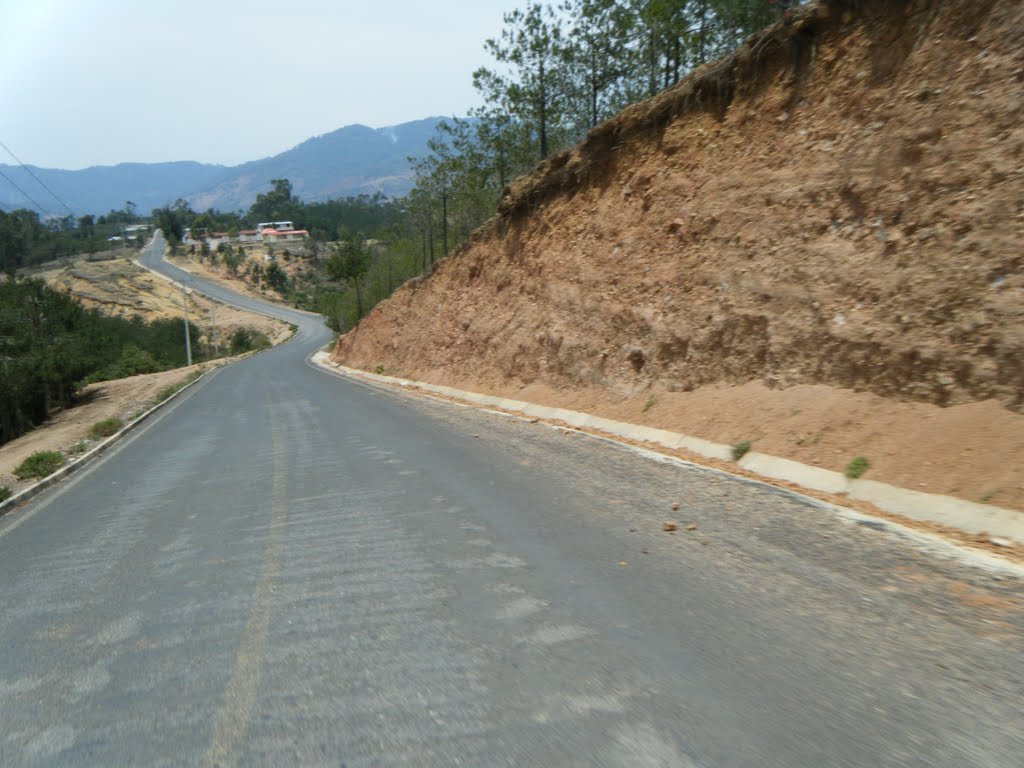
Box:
[334,0,1024,511]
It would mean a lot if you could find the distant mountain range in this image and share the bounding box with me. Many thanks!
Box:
[0,117,443,216]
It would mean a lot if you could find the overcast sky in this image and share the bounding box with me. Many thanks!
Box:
[0,0,516,170]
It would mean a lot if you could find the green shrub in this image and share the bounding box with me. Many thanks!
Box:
[83,344,162,384]
[87,417,124,440]
[642,396,656,413]
[229,328,271,355]
[0,485,12,502]
[14,450,66,480]
[845,456,870,480]
[731,440,752,462]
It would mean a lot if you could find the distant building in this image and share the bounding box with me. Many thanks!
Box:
[256,220,295,232]
[181,220,308,249]
[261,227,309,243]
[207,232,232,249]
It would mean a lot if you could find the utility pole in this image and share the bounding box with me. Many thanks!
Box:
[209,301,217,358]
[182,284,192,366]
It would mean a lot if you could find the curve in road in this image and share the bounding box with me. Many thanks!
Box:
[0,234,1021,766]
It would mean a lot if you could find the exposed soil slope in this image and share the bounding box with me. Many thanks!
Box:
[334,0,1024,509]
[38,257,291,346]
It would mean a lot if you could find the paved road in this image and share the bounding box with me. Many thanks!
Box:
[1,235,1021,766]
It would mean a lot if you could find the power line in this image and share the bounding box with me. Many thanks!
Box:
[0,139,75,217]
[0,167,49,217]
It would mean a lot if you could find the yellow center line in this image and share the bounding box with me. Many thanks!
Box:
[204,406,289,767]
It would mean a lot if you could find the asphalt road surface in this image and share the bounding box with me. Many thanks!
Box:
[1,234,1021,767]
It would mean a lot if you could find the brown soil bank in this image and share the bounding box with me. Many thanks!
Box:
[335,0,1024,509]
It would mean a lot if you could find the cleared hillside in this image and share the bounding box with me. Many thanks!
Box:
[36,258,290,348]
[333,0,1024,509]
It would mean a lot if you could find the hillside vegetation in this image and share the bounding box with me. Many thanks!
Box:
[0,278,205,446]
[337,0,1022,413]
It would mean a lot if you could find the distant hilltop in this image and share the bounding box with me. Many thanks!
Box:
[0,117,444,216]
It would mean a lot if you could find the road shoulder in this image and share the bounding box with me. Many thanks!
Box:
[310,351,1024,568]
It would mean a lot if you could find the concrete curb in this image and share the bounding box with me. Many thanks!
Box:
[310,352,1024,546]
[0,366,217,518]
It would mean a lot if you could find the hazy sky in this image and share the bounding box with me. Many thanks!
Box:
[1,0,516,169]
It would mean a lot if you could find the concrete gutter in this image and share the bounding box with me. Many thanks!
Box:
[311,352,1024,547]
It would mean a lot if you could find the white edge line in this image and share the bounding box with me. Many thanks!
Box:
[305,353,1024,578]
[0,364,220,534]
[0,240,310,530]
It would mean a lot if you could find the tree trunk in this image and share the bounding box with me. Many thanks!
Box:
[499,146,507,190]
[428,225,434,270]
[442,191,449,257]
[649,27,659,97]
[538,59,549,159]
[698,1,708,64]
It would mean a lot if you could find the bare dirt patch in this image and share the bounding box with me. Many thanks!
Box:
[503,380,1024,513]
[0,364,219,498]
[37,258,291,347]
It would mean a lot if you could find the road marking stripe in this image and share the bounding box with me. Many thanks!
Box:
[203,405,289,767]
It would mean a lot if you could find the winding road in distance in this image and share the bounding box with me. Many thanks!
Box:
[1,233,1021,767]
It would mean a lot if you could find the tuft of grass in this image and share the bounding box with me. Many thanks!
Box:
[155,369,205,403]
[87,416,124,440]
[374,364,386,375]
[642,396,656,413]
[0,485,12,503]
[155,384,180,402]
[845,456,870,480]
[14,450,66,480]
[980,489,1001,504]
[731,440,752,462]
[68,440,90,456]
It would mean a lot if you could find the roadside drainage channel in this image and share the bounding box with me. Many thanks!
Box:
[0,366,220,519]
[310,352,1024,552]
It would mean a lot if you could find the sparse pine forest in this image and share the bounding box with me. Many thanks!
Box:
[0,0,798,447]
